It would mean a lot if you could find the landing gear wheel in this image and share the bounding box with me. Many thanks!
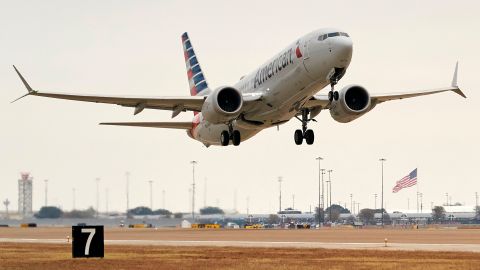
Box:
[328,91,333,102]
[333,91,339,101]
[304,129,314,145]
[220,130,230,146]
[294,129,303,145]
[232,130,241,146]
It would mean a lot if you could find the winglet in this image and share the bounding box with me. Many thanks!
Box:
[12,65,37,103]
[451,61,458,87]
[450,62,466,98]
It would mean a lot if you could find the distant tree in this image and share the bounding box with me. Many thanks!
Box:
[359,208,375,225]
[35,206,63,219]
[315,207,325,223]
[329,209,341,222]
[128,206,153,216]
[199,206,224,215]
[63,207,95,218]
[152,209,172,217]
[432,206,446,222]
[267,214,280,224]
[325,204,350,214]
[173,212,183,219]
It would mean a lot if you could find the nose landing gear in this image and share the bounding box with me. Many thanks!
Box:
[220,122,241,146]
[328,67,345,102]
[294,109,315,145]
[328,81,340,102]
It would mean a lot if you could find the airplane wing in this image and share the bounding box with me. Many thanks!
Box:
[12,66,263,117]
[99,122,192,129]
[12,65,205,117]
[304,62,466,111]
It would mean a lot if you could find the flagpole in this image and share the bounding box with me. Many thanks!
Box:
[416,168,419,213]
[379,158,386,227]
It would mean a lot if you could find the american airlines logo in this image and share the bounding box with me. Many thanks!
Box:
[254,48,294,88]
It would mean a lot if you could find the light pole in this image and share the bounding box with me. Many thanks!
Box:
[3,199,10,219]
[326,180,330,221]
[95,178,100,218]
[148,180,153,210]
[246,196,250,216]
[315,157,323,224]
[445,193,449,206]
[475,192,479,217]
[292,194,295,209]
[44,179,48,207]
[126,172,130,217]
[321,169,326,210]
[350,194,353,214]
[278,177,283,212]
[72,188,76,210]
[328,169,333,222]
[374,193,377,210]
[379,158,386,226]
[190,161,198,220]
[419,193,423,213]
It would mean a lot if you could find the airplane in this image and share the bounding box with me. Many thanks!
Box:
[12,28,466,147]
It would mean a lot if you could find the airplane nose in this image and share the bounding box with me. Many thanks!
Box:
[332,37,353,66]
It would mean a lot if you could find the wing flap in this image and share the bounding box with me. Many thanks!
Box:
[303,95,330,110]
[99,122,192,129]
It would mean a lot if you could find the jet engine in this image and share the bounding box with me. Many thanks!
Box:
[330,85,372,123]
[201,86,243,124]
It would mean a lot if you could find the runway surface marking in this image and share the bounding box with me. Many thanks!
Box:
[1,238,479,252]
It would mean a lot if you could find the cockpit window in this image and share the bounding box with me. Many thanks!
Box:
[318,32,349,41]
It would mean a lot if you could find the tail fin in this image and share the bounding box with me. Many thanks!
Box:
[181,32,209,96]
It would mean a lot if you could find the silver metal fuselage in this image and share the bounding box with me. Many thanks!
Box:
[191,28,353,146]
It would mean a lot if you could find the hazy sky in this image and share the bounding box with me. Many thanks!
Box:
[1,0,479,214]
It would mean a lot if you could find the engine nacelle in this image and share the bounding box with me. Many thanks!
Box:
[201,86,243,124]
[330,84,372,123]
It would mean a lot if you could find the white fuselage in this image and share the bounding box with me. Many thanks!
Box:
[190,28,353,146]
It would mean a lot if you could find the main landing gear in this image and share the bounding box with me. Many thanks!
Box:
[294,109,315,145]
[220,122,241,146]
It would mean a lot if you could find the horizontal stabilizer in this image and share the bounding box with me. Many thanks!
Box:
[100,122,192,129]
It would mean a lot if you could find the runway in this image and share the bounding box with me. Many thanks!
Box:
[1,227,480,252]
[1,237,480,252]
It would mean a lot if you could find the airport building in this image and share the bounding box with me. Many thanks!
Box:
[18,173,33,218]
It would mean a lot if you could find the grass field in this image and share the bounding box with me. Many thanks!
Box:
[1,243,480,270]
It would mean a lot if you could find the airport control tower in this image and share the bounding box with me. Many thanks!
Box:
[18,173,33,218]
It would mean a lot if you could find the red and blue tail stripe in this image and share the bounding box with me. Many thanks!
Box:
[181,32,209,96]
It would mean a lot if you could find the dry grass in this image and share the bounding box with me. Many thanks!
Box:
[1,243,479,270]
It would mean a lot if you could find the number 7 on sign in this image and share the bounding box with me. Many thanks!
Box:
[81,228,96,255]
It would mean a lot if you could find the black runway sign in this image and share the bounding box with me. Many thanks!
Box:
[72,225,104,258]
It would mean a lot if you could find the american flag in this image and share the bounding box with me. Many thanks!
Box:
[392,168,417,193]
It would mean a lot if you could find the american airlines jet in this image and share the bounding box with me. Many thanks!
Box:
[13,28,465,147]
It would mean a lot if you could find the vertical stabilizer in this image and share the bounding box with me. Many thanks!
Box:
[181,33,209,96]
